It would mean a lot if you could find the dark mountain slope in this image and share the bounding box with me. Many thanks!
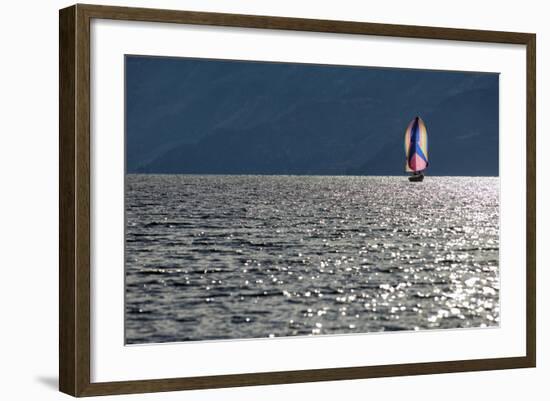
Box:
[126,56,499,176]
[351,88,498,176]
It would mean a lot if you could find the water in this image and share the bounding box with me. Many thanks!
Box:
[125,175,499,344]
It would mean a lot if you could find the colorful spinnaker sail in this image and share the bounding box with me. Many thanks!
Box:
[404,116,428,172]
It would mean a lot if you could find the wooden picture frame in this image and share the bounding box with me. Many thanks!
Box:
[59,3,536,397]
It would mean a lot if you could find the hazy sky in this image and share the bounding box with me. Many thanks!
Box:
[126,56,499,176]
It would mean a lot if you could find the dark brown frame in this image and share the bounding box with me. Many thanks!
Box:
[59,3,536,397]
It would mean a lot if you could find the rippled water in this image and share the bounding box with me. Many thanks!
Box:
[125,175,499,344]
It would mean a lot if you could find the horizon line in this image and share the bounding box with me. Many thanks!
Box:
[125,172,499,178]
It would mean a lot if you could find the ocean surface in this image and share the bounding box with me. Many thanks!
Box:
[125,175,499,344]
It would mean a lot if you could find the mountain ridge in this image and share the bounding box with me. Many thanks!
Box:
[126,56,499,176]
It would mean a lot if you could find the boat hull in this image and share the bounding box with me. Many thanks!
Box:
[408,174,424,182]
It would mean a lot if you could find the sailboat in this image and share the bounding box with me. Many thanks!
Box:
[404,116,429,182]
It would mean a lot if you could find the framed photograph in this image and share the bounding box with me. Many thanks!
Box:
[59,4,536,397]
